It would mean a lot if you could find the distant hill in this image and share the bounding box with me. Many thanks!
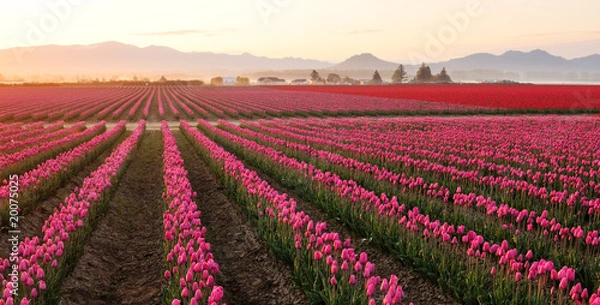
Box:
[0,41,332,75]
[430,49,600,72]
[330,50,600,73]
[327,50,600,82]
[0,42,599,82]
[329,53,398,70]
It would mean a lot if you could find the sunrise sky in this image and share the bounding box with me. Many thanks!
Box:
[1,0,599,63]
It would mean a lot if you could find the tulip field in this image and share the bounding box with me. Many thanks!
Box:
[1,85,599,124]
[0,85,482,123]
[0,85,600,305]
[274,84,600,110]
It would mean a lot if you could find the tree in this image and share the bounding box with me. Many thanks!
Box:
[210,77,223,85]
[434,67,452,83]
[310,70,320,82]
[391,65,407,84]
[371,70,383,84]
[133,75,139,82]
[327,73,342,84]
[236,76,250,85]
[158,76,168,82]
[342,76,360,85]
[415,63,433,83]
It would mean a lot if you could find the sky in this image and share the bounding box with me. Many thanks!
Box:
[1,0,599,63]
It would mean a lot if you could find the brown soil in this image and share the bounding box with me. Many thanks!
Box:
[240,162,463,305]
[0,132,129,257]
[175,132,309,305]
[59,131,165,305]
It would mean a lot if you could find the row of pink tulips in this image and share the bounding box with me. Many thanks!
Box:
[0,122,61,146]
[137,87,156,119]
[0,122,83,154]
[202,120,593,304]
[161,121,225,305]
[254,117,600,206]
[166,88,194,117]
[158,87,166,117]
[232,120,600,249]
[162,89,180,118]
[0,121,145,305]
[110,89,151,120]
[289,116,600,187]
[184,86,476,116]
[74,89,142,120]
[0,122,107,178]
[96,88,146,119]
[0,121,127,221]
[0,123,25,134]
[183,121,406,305]
[170,89,209,118]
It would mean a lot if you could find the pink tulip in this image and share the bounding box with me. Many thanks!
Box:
[349,275,356,285]
[515,272,523,282]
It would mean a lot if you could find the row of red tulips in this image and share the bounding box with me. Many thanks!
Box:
[272,84,600,110]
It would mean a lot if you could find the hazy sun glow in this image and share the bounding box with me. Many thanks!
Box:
[1,0,599,62]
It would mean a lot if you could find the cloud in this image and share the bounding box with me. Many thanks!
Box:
[515,31,600,38]
[347,29,383,35]
[132,28,235,37]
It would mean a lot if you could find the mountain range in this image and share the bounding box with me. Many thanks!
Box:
[1,41,599,81]
[0,41,331,75]
[330,51,600,73]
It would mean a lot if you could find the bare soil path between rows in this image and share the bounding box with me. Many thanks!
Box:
[59,131,165,305]
[175,131,309,305]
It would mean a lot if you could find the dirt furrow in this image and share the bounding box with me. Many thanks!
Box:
[175,132,309,305]
[59,131,164,305]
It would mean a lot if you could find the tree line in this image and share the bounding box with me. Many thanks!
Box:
[309,63,451,85]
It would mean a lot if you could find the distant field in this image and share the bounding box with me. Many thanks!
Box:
[0,85,483,123]
[272,84,600,110]
[3,85,600,124]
